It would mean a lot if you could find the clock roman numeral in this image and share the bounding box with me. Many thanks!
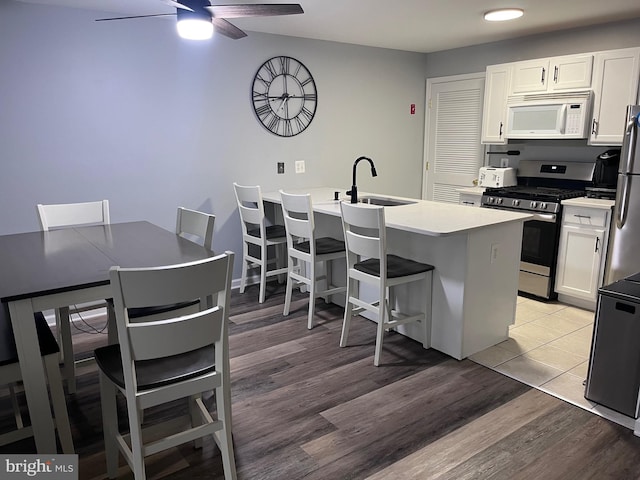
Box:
[294,116,306,131]
[255,104,273,119]
[279,56,290,75]
[255,73,270,89]
[300,106,314,122]
[264,60,278,81]
[300,77,314,87]
[267,114,281,132]
[283,120,293,137]
[252,91,269,101]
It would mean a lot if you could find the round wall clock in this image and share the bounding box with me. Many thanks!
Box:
[251,56,317,137]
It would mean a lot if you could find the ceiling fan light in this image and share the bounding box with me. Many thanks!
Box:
[483,8,524,22]
[177,18,213,40]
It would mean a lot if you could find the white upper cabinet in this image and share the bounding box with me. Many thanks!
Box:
[589,47,640,146]
[510,59,549,93]
[481,64,511,144]
[510,54,593,94]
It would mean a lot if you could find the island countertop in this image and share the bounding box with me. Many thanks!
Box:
[263,187,531,236]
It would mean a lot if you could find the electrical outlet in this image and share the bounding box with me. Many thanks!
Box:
[500,158,509,167]
[277,162,285,174]
[295,160,305,174]
[490,243,499,264]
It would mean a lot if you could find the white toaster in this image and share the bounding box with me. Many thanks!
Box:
[478,167,517,188]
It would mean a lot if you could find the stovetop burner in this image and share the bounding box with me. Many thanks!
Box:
[485,186,586,202]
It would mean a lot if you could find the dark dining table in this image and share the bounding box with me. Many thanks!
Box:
[0,221,216,453]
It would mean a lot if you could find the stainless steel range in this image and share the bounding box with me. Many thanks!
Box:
[481,160,595,300]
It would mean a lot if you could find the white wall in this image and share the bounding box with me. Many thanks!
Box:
[0,1,427,279]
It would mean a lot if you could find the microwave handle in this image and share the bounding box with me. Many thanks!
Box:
[559,104,567,134]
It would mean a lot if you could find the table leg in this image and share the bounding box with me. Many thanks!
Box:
[8,299,57,453]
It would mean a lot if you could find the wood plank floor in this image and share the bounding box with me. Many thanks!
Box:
[3,283,640,479]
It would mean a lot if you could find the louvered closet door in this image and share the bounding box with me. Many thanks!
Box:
[423,74,485,203]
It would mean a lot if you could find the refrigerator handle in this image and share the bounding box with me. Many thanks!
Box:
[617,110,639,229]
[621,110,638,175]
[617,175,629,229]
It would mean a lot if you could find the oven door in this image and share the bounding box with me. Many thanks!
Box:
[521,212,559,270]
[520,212,560,298]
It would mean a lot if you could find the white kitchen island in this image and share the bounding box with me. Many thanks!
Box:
[263,188,531,360]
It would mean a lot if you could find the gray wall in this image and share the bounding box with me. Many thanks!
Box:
[2,0,640,282]
[425,17,640,78]
[424,18,640,169]
[0,1,427,280]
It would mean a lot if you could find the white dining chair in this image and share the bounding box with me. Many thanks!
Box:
[339,202,434,366]
[176,206,215,249]
[122,207,216,323]
[233,183,288,303]
[0,308,74,453]
[36,200,111,394]
[94,252,236,480]
[280,191,346,329]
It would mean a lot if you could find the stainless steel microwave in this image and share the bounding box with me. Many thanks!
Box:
[505,91,593,140]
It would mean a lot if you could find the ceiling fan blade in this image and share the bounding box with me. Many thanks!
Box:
[212,18,248,39]
[205,4,303,19]
[160,0,194,11]
[95,13,176,21]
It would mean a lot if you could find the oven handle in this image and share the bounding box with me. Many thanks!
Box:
[527,212,557,223]
[483,204,557,222]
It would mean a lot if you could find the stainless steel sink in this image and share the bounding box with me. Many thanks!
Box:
[358,196,416,206]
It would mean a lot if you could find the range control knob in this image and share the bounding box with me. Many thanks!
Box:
[531,201,538,209]
[487,197,495,204]
[496,198,503,205]
[512,199,520,207]
[540,202,547,210]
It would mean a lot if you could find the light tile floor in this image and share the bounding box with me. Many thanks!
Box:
[470,295,636,431]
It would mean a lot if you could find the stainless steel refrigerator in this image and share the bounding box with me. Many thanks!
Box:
[604,105,640,284]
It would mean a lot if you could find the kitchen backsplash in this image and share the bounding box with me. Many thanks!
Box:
[485,139,615,170]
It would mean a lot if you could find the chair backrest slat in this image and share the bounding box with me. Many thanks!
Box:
[234,183,266,236]
[127,308,223,361]
[176,207,215,249]
[340,202,386,262]
[114,256,229,309]
[280,191,314,244]
[37,200,110,231]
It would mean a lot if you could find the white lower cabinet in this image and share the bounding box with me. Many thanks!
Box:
[459,192,482,207]
[457,187,485,207]
[555,203,612,308]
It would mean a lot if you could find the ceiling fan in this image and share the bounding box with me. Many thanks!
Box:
[95,1,304,40]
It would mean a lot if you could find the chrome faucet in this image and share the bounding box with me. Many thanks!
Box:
[347,156,377,203]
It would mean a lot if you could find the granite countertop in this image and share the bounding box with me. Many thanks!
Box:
[263,187,531,237]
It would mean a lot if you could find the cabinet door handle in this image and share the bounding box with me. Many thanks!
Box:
[595,237,600,252]
[573,214,592,219]
[499,121,503,137]
[462,201,475,205]
[592,119,598,135]
[541,68,546,84]
[553,66,558,83]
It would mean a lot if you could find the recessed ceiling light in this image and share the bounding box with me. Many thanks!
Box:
[484,8,524,22]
